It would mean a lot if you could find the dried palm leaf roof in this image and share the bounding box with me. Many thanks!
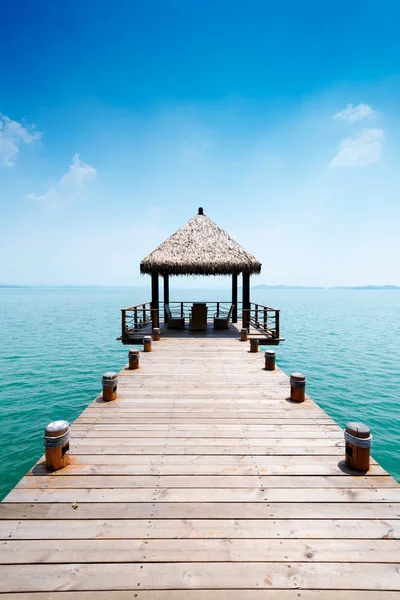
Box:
[140,208,261,276]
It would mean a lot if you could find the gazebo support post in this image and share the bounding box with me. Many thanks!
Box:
[242,272,250,329]
[232,273,238,323]
[151,273,159,328]
[163,274,169,324]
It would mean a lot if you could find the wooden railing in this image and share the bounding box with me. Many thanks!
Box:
[242,303,280,339]
[121,303,158,336]
[121,300,280,339]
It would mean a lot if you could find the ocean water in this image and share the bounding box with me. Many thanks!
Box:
[0,286,399,499]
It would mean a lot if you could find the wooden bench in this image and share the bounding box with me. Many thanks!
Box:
[214,304,234,329]
[165,304,185,329]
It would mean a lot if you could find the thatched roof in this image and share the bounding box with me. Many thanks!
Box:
[140,208,261,276]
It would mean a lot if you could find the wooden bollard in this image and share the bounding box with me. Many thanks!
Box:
[44,420,70,471]
[345,422,372,472]
[143,336,152,352]
[102,372,118,401]
[249,338,259,353]
[240,328,248,342]
[290,372,306,402]
[128,349,139,370]
[152,328,161,341]
[264,350,276,371]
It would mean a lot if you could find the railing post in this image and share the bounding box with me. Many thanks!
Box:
[181,302,184,317]
[255,304,259,327]
[134,308,138,329]
[275,310,280,338]
[143,304,146,326]
[216,302,220,317]
[264,308,267,330]
[243,308,249,330]
[121,310,126,337]
[152,309,158,329]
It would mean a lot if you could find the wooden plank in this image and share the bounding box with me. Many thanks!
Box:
[1,591,399,599]
[1,562,400,592]
[29,462,386,476]
[1,538,400,564]
[68,436,344,447]
[17,475,397,489]
[70,431,344,439]
[70,433,344,442]
[6,487,400,503]
[69,446,346,456]
[29,454,383,475]
[74,416,336,422]
[42,454,378,466]
[29,462,384,476]
[2,518,399,540]
[1,502,399,519]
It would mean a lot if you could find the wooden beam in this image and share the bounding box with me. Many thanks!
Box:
[151,273,159,328]
[242,272,250,328]
[232,274,238,323]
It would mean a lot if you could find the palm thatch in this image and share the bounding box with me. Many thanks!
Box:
[140,209,261,276]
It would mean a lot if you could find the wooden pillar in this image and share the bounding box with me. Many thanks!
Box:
[121,309,126,337]
[151,273,159,328]
[163,274,169,324]
[242,272,250,329]
[232,273,238,323]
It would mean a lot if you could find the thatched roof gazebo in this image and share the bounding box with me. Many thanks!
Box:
[140,208,261,327]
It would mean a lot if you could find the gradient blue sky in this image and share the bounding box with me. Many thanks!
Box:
[1,0,399,287]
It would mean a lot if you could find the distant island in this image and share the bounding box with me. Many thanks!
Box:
[253,284,400,290]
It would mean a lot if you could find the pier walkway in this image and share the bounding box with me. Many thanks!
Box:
[1,335,400,597]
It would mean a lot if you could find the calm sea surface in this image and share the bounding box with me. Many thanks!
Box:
[0,286,399,499]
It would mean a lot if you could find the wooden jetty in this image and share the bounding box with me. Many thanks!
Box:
[1,333,400,597]
[1,209,400,596]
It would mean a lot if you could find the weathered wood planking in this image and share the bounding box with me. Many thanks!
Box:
[1,594,399,600]
[1,334,399,597]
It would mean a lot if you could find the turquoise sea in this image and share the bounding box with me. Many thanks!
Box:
[0,286,399,499]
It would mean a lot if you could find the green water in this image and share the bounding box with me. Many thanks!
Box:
[0,286,399,499]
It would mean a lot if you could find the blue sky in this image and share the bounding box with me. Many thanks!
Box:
[1,0,399,286]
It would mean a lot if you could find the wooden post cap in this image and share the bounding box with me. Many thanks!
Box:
[44,420,69,439]
[345,422,371,440]
[241,328,247,334]
[102,372,118,382]
[265,350,276,356]
[128,349,140,356]
[290,372,306,385]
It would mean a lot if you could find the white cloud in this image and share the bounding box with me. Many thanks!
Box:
[26,154,96,204]
[334,103,379,123]
[330,128,384,168]
[0,113,42,166]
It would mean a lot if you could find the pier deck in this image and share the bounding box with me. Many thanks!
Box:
[1,336,400,597]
